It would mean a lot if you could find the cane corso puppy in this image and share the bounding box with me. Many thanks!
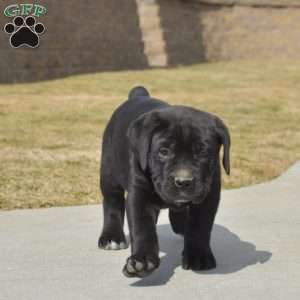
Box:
[98,86,230,278]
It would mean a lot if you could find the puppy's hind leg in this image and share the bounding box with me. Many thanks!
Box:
[98,179,127,250]
[169,209,187,236]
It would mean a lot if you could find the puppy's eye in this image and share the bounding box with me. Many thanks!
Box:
[158,147,170,158]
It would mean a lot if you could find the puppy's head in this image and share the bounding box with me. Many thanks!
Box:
[127,106,230,207]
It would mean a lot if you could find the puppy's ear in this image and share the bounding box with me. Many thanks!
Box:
[215,118,231,175]
[127,111,161,171]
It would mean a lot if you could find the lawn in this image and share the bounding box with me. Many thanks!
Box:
[0,61,300,210]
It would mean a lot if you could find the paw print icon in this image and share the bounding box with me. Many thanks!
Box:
[4,16,45,48]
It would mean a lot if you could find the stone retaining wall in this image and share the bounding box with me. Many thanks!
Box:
[0,0,147,83]
[159,0,300,63]
[0,0,299,83]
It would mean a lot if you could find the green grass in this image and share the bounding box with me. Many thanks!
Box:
[1,60,300,210]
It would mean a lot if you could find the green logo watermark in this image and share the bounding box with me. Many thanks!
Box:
[4,4,47,17]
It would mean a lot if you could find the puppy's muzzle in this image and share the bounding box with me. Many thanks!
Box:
[172,168,194,190]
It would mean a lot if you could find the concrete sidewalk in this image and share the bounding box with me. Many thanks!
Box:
[1,162,299,300]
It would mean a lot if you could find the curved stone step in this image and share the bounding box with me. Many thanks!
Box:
[136,0,168,67]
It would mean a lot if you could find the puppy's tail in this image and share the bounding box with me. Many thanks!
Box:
[128,86,150,100]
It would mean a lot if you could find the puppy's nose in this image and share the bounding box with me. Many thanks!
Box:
[174,176,194,189]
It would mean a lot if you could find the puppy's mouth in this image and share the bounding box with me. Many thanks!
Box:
[157,190,193,207]
[170,198,207,211]
[174,199,192,207]
[154,181,208,206]
[173,189,204,204]
[174,197,205,206]
[175,199,191,204]
[174,191,193,203]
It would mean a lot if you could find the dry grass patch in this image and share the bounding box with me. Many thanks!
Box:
[0,60,300,209]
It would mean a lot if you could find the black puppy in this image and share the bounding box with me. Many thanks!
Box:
[98,86,230,278]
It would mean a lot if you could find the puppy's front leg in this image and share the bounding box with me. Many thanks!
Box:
[182,203,217,271]
[182,182,221,271]
[123,188,160,278]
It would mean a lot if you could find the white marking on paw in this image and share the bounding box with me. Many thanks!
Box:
[147,261,155,270]
[135,261,144,271]
[126,260,135,273]
[104,241,128,250]
[119,242,127,249]
[110,241,119,250]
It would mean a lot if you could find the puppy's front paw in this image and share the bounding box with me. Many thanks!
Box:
[182,248,216,271]
[123,254,160,278]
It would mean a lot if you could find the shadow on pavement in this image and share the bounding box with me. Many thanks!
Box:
[131,224,272,287]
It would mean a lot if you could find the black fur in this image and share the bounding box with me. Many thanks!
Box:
[98,86,230,278]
